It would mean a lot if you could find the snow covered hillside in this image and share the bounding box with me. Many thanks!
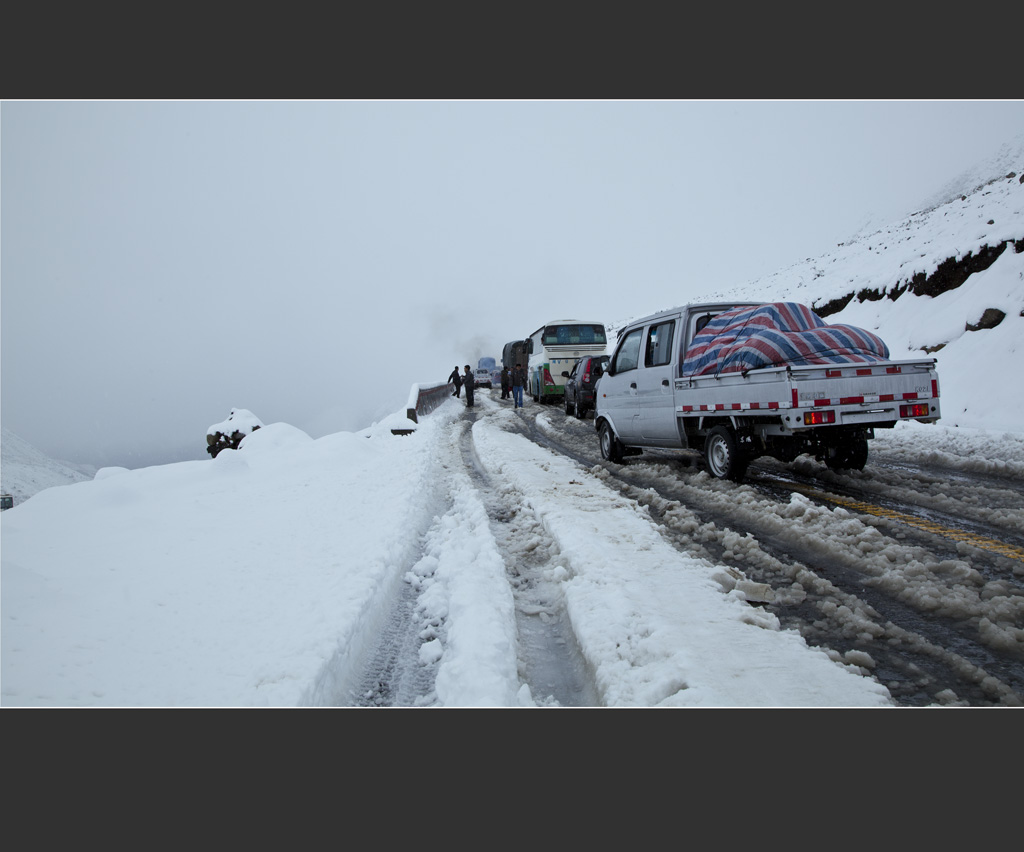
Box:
[753,166,1022,435]
[602,159,1023,435]
[1,427,96,507]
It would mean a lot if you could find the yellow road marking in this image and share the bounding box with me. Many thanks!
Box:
[786,482,1024,562]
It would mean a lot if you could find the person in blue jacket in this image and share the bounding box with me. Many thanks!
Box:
[511,363,526,409]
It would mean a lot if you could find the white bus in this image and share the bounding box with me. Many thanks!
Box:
[527,319,608,403]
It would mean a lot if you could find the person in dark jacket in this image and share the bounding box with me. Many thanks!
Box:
[463,365,475,407]
[511,363,527,409]
[500,366,511,399]
[449,366,463,398]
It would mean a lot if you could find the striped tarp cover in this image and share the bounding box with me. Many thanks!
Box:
[682,302,891,377]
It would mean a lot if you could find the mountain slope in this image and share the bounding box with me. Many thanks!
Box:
[682,154,1024,434]
[709,160,1023,312]
[1,427,97,507]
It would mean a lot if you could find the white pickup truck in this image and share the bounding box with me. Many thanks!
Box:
[594,301,941,481]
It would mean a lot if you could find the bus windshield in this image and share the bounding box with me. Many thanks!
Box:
[541,324,606,346]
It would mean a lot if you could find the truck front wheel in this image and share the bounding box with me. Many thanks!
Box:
[599,421,624,463]
[705,426,748,481]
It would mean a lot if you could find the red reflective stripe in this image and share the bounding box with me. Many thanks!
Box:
[715,403,725,410]
[932,379,939,397]
[792,389,799,407]
[840,396,864,405]
[880,394,894,402]
[887,366,902,374]
[768,402,779,409]
[902,392,918,399]
[814,399,832,406]
[856,368,872,376]
[732,403,742,410]
[826,369,842,378]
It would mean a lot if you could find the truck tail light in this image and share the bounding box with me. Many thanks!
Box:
[900,403,930,418]
[543,367,556,387]
[804,410,835,425]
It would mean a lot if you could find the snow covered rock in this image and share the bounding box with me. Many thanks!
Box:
[205,408,264,458]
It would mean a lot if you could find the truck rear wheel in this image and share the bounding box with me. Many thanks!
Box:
[705,426,748,481]
[825,437,869,471]
[599,421,624,463]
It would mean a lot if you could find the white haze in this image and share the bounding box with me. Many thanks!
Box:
[3,101,1024,469]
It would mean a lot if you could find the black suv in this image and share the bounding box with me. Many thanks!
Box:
[561,355,609,419]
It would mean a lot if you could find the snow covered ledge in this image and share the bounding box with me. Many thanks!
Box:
[394,381,454,435]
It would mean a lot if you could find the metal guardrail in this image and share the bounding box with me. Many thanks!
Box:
[392,380,456,434]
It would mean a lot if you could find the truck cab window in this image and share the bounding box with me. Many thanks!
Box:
[613,327,643,373]
[645,320,675,367]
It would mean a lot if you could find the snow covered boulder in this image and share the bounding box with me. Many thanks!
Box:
[206,408,264,458]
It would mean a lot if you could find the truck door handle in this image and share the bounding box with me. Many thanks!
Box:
[630,382,637,389]
[662,379,670,387]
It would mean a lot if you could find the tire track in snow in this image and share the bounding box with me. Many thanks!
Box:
[347,460,453,707]
[460,413,600,707]
[350,573,441,707]
[522,407,1024,706]
[350,404,599,707]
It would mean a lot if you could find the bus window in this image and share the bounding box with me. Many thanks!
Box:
[542,324,607,347]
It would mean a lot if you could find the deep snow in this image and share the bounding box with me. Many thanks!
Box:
[2,161,1022,708]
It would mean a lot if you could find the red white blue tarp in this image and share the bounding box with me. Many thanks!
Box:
[682,302,891,377]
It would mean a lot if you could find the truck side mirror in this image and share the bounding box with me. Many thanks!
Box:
[525,339,534,354]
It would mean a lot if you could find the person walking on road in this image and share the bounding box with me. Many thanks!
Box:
[500,365,511,400]
[463,365,475,408]
[449,366,463,398]
[511,363,526,409]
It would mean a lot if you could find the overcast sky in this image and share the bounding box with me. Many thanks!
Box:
[3,100,1024,468]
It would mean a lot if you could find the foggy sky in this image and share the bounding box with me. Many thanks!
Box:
[3,100,1024,468]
